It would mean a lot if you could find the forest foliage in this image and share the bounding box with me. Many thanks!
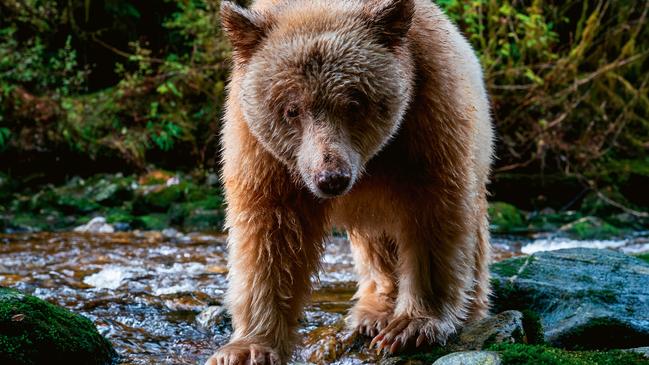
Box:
[0,0,647,197]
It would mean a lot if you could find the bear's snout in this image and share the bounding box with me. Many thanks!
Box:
[314,169,351,197]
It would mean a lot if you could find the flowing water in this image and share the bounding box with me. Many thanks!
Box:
[1,231,647,364]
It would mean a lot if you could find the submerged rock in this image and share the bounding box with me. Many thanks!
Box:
[491,248,649,350]
[0,287,116,365]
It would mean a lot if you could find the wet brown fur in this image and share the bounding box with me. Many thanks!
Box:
[208,0,494,364]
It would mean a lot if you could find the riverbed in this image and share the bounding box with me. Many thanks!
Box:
[1,231,647,364]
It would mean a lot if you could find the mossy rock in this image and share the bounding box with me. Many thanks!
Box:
[0,287,116,365]
[488,343,648,365]
[82,175,135,206]
[54,195,101,214]
[488,202,526,233]
[132,183,188,213]
[526,210,583,232]
[182,208,225,232]
[560,217,622,239]
[26,180,101,215]
[9,213,53,232]
[168,195,224,231]
[134,213,169,230]
[105,209,135,225]
[491,249,649,350]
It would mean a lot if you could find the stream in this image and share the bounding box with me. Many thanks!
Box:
[1,231,647,364]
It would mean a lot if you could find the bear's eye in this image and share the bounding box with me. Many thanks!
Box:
[285,104,300,120]
[345,90,367,113]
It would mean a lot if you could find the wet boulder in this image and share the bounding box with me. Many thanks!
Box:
[0,287,116,365]
[491,248,649,350]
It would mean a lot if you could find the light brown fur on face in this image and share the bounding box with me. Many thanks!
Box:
[207,0,494,363]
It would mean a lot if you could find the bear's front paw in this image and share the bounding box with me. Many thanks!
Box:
[370,315,457,354]
[347,304,393,338]
[205,339,281,365]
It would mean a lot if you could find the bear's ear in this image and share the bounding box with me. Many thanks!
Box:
[364,0,415,48]
[220,1,272,63]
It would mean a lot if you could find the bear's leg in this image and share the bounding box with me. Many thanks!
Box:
[371,199,480,353]
[466,195,491,322]
[206,200,326,365]
[346,231,398,337]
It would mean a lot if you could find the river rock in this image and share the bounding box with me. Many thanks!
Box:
[491,248,649,350]
[196,305,231,333]
[303,311,526,364]
[432,351,501,365]
[0,287,116,365]
[73,216,115,233]
[448,310,525,351]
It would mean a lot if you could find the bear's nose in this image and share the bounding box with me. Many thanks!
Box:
[315,170,351,196]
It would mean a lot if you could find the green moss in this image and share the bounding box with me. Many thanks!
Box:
[521,310,545,345]
[489,279,540,315]
[168,194,224,231]
[105,209,135,224]
[84,175,135,206]
[491,256,532,278]
[565,218,621,240]
[489,202,526,233]
[0,287,116,365]
[527,211,583,232]
[11,213,50,232]
[635,253,649,264]
[132,183,188,213]
[182,209,224,232]
[488,343,647,365]
[55,195,101,214]
[596,157,649,184]
[134,213,169,230]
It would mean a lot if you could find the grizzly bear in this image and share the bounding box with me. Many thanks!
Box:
[207,0,494,363]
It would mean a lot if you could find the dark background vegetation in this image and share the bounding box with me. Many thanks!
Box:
[0,0,647,219]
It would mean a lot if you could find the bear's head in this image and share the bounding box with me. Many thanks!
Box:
[222,0,414,198]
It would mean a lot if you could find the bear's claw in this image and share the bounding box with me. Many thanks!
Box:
[370,315,454,354]
[348,308,392,338]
